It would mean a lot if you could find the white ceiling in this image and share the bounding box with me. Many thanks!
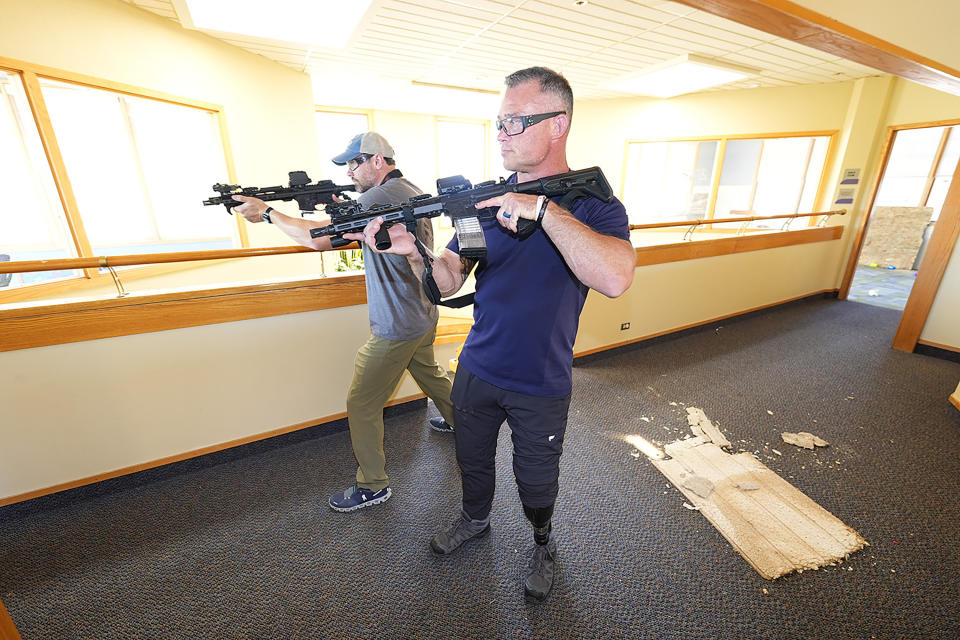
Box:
[124,0,881,102]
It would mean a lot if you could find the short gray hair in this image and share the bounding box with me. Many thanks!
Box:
[505,67,573,119]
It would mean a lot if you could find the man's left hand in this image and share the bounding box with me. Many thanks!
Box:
[475,193,540,233]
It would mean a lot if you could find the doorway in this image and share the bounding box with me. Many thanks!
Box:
[847,122,960,311]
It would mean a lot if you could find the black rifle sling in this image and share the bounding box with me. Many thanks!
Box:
[420,189,590,308]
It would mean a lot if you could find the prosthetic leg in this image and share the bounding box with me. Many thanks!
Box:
[522,504,558,601]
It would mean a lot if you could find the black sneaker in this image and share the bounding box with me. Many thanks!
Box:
[523,539,558,601]
[429,417,454,433]
[329,483,391,512]
[430,510,490,554]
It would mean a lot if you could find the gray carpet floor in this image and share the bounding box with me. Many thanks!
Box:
[2,296,959,639]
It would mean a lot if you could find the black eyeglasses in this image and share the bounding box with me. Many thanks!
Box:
[346,155,371,171]
[495,111,565,136]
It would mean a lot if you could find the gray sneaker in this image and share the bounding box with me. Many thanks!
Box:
[430,510,491,554]
[523,539,558,601]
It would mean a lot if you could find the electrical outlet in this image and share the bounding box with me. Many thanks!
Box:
[620,322,630,331]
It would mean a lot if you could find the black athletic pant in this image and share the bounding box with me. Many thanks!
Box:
[451,365,571,521]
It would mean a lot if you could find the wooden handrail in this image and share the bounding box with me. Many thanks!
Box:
[0,210,843,275]
[0,244,344,274]
[629,210,846,231]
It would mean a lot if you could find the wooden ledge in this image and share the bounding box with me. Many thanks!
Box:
[634,225,843,266]
[0,276,366,352]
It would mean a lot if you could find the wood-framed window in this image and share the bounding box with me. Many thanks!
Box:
[874,123,959,222]
[0,58,237,300]
[622,132,834,230]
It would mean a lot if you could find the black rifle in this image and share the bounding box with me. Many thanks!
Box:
[308,166,613,258]
[203,170,355,215]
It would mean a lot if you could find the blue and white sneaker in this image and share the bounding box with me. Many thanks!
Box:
[429,417,454,433]
[329,483,392,512]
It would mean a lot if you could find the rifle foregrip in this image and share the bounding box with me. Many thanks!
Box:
[374,226,392,251]
[516,218,537,239]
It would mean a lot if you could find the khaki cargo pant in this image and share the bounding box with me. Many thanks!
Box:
[347,324,455,491]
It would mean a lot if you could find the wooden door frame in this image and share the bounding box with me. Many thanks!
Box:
[838,120,960,352]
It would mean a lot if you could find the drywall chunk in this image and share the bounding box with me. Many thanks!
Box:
[781,432,830,449]
[682,474,715,499]
[685,407,732,448]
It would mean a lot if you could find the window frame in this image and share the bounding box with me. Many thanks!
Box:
[0,55,241,303]
[620,130,837,230]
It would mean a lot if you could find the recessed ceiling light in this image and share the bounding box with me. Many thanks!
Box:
[173,0,372,48]
[607,54,758,98]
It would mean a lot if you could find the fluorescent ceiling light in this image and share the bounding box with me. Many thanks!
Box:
[608,54,757,98]
[174,0,372,48]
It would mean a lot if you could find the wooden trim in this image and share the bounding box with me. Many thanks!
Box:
[0,225,842,352]
[921,128,952,207]
[0,598,21,640]
[19,70,93,268]
[630,209,845,230]
[886,118,960,132]
[893,147,960,351]
[673,0,960,95]
[0,245,316,274]
[706,138,727,220]
[624,131,837,145]
[0,55,222,111]
[838,125,896,299]
[916,339,960,354]
[574,289,837,358]
[950,391,960,412]
[808,133,839,226]
[0,276,366,352]
[634,225,843,266]
[215,109,247,247]
[0,392,424,508]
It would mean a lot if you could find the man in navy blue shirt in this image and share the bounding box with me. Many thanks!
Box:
[346,67,635,601]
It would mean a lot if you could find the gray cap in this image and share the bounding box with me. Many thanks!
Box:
[331,132,395,165]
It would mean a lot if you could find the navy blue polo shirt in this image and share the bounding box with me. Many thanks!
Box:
[448,181,630,397]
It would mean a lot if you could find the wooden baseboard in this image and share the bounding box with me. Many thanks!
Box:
[950,393,960,412]
[0,392,425,508]
[0,598,21,640]
[916,339,960,354]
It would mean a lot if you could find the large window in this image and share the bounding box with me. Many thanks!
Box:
[0,71,79,286]
[875,124,959,221]
[624,133,831,229]
[0,67,233,293]
[40,80,233,257]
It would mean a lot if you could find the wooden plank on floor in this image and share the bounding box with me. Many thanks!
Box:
[653,437,867,580]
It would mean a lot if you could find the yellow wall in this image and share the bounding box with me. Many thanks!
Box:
[568,80,876,354]
[788,0,960,72]
[1,0,958,502]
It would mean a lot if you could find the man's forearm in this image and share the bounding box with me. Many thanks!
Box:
[271,211,337,251]
[541,203,636,297]
[405,247,467,298]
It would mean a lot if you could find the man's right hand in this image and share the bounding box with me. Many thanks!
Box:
[343,217,418,257]
[231,195,270,223]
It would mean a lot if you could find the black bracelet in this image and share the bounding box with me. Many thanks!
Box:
[263,206,274,223]
[536,197,549,224]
